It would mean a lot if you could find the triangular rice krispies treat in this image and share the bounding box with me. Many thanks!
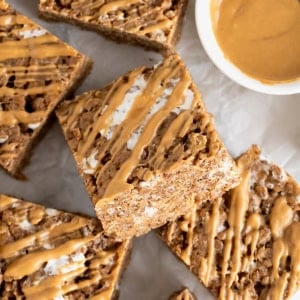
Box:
[0,194,131,299]
[39,0,188,55]
[159,145,300,299]
[0,0,91,177]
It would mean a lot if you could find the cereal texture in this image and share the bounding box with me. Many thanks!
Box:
[0,194,131,300]
[0,0,91,176]
[56,54,239,239]
[159,145,300,300]
[39,0,188,54]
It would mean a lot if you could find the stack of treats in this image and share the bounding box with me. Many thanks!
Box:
[0,0,299,299]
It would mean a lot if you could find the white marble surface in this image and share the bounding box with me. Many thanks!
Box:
[2,1,300,299]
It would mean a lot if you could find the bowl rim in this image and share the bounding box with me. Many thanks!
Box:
[194,0,300,95]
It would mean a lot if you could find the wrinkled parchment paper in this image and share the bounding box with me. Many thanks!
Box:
[2,1,300,299]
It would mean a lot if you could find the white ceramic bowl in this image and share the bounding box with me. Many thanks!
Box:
[195,0,300,95]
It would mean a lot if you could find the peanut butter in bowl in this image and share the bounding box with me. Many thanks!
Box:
[211,0,300,84]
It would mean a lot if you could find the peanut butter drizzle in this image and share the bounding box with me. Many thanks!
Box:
[23,267,88,299]
[25,268,108,300]
[92,58,180,167]
[179,200,198,266]
[4,236,95,280]
[106,66,178,149]
[66,271,102,294]
[174,289,194,300]
[0,216,89,259]
[0,13,33,26]
[166,221,176,243]
[181,290,192,300]
[77,68,145,158]
[0,7,79,98]
[285,222,300,298]
[63,60,169,157]
[0,85,58,98]
[149,78,195,169]
[201,197,222,286]
[0,194,17,209]
[0,3,85,167]
[21,238,128,300]
[1,194,130,299]
[101,76,192,200]
[28,206,45,225]
[60,93,89,134]
[90,58,193,204]
[0,35,75,61]
[41,0,177,41]
[220,152,251,298]
[0,111,45,126]
[61,55,195,205]
[270,196,293,239]
[272,272,290,300]
[0,143,19,161]
[2,65,63,86]
[137,19,173,34]
[122,5,166,29]
[99,0,140,15]
[90,240,131,300]
[82,0,105,11]
[0,0,8,10]
[26,268,98,299]
[241,212,262,272]
[220,152,299,299]
[269,197,300,299]
[163,146,300,299]
[0,154,17,160]
[89,251,116,269]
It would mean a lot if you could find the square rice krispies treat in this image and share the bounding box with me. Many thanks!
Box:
[56,54,239,239]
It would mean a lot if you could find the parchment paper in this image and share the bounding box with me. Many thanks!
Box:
[2,1,300,299]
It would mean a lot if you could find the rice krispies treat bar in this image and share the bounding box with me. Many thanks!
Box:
[169,288,196,300]
[56,53,239,239]
[0,0,91,177]
[159,145,300,300]
[38,0,188,55]
[0,194,131,300]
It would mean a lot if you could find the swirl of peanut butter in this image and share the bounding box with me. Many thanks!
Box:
[211,0,300,83]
